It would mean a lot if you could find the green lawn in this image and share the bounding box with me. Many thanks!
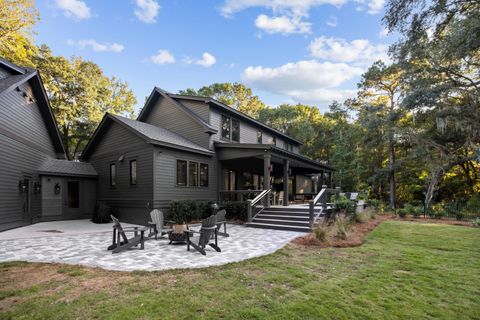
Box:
[1,221,479,319]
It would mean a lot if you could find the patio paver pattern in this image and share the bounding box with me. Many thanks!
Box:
[0,224,305,271]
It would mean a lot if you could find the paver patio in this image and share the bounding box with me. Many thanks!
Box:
[0,221,305,271]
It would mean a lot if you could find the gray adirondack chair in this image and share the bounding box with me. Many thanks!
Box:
[108,215,147,254]
[215,209,229,237]
[185,215,221,255]
[148,209,173,240]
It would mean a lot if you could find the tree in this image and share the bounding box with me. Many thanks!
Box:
[384,0,480,208]
[179,83,265,118]
[35,45,137,159]
[0,0,38,66]
[352,61,404,209]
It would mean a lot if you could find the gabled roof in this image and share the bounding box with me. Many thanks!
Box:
[137,87,217,134]
[167,92,304,146]
[38,159,98,178]
[0,58,66,158]
[81,113,213,160]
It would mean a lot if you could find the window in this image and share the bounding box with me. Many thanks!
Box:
[67,181,79,208]
[232,119,240,142]
[130,160,137,185]
[221,115,230,140]
[200,163,209,187]
[189,161,199,187]
[284,142,293,152]
[272,136,276,146]
[176,160,187,186]
[110,163,116,187]
[257,131,262,143]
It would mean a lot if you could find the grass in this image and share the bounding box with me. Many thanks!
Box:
[0,221,479,319]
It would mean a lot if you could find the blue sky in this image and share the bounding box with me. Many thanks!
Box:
[34,0,394,113]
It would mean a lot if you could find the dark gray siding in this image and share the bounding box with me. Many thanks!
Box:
[87,122,154,225]
[0,82,57,157]
[0,133,45,231]
[153,146,217,212]
[177,99,210,123]
[0,66,13,79]
[143,96,210,149]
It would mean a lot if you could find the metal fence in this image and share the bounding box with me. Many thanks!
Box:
[426,201,480,221]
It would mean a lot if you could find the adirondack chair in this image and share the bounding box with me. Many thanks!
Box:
[215,209,229,237]
[148,209,173,240]
[185,215,221,255]
[108,215,147,254]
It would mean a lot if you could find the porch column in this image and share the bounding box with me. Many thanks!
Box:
[263,153,271,190]
[283,159,289,206]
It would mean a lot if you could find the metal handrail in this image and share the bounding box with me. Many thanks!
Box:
[247,189,271,222]
[308,186,341,228]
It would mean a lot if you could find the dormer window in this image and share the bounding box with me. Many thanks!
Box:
[272,136,276,146]
[221,115,230,140]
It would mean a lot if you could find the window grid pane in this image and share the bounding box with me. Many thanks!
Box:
[130,160,137,185]
[221,115,230,140]
[200,163,208,187]
[189,162,199,187]
[176,160,187,186]
[232,119,240,142]
[110,164,116,187]
[257,131,262,143]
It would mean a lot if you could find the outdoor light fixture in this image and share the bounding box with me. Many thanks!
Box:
[118,155,125,162]
[268,164,273,172]
[18,180,28,193]
[54,183,61,195]
[288,168,292,176]
[33,182,41,194]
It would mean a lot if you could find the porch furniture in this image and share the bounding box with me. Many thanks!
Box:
[277,191,284,205]
[108,215,147,254]
[148,209,173,240]
[185,215,221,255]
[215,209,229,237]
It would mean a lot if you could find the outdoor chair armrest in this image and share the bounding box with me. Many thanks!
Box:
[184,229,200,234]
[121,226,148,232]
[165,220,176,225]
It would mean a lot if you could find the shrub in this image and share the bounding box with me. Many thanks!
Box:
[169,200,214,223]
[220,201,247,221]
[355,211,371,224]
[334,195,356,216]
[403,203,423,218]
[472,217,480,227]
[455,212,465,221]
[397,208,408,218]
[314,224,328,241]
[366,198,382,210]
[92,202,113,223]
[334,216,350,240]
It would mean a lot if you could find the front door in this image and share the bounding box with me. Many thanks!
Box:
[63,180,81,219]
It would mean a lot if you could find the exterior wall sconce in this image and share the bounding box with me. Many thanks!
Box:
[34,182,41,194]
[288,168,292,176]
[54,183,61,195]
[18,180,28,193]
[268,164,273,172]
[118,155,125,162]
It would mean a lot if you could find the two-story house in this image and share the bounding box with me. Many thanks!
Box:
[81,87,334,224]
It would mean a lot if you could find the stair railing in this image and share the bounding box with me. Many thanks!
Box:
[247,189,271,222]
[308,185,341,228]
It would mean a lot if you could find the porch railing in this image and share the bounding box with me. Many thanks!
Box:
[308,185,341,228]
[247,189,271,222]
[219,190,263,203]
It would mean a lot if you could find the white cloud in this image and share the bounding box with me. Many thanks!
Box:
[134,0,160,23]
[242,60,361,106]
[67,39,124,52]
[255,14,311,34]
[220,0,347,18]
[378,27,389,38]
[194,52,217,67]
[367,0,384,14]
[150,49,175,65]
[55,0,91,20]
[326,16,337,27]
[309,36,389,65]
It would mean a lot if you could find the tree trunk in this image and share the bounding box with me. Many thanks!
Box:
[425,168,444,209]
[62,125,71,160]
[389,140,396,210]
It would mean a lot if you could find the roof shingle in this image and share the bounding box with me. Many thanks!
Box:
[38,159,98,177]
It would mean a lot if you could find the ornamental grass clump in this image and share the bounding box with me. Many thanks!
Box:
[314,224,328,242]
[334,216,351,240]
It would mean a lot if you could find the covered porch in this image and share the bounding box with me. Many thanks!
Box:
[216,143,335,206]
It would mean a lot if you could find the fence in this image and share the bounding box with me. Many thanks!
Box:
[426,201,480,221]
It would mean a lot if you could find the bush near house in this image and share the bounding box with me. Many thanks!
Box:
[168,200,247,223]
[91,202,113,223]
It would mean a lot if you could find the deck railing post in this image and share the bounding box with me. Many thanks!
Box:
[309,200,314,229]
[247,199,252,222]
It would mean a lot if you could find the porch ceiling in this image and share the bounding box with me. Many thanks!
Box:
[215,143,334,173]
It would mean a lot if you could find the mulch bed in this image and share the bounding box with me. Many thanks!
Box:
[291,214,475,248]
